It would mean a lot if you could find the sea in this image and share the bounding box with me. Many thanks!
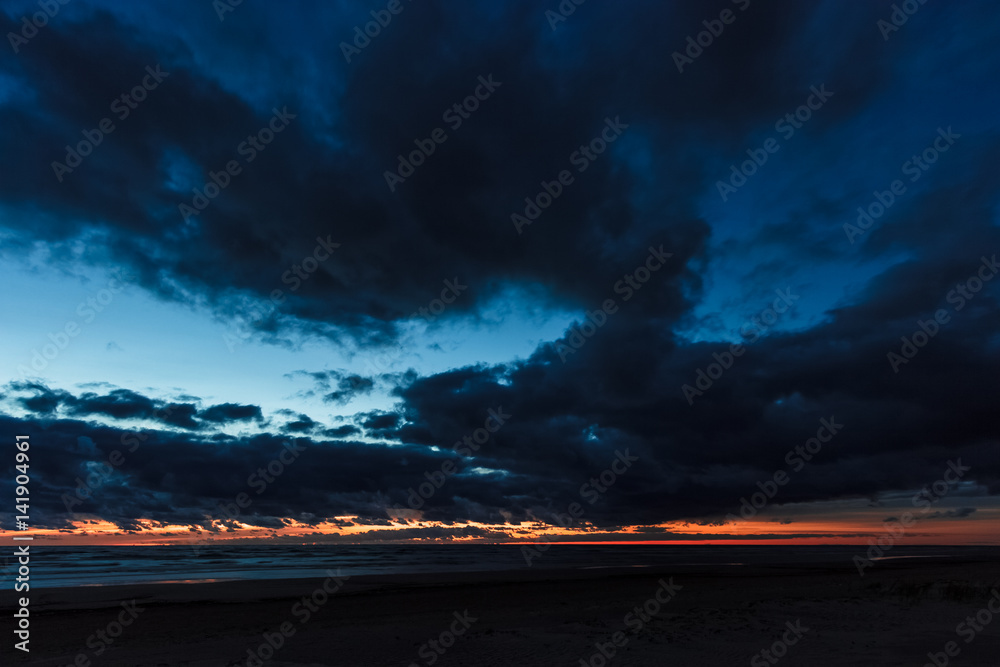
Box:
[9,544,996,589]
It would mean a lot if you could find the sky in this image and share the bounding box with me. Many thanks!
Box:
[1,0,999,546]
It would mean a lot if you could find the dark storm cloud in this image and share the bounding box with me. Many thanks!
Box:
[11,381,73,414]
[323,424,361,439]
[159,402,200,429]
[1,0,999,535]
[72,388,158,420]
[9,381,198,428]
[324,375,376,405]
[286,370,377,405]
[285,413,318,433]
[361,412,401,432]
[198,403,264,423]
[0,0,895,341]
[3,356,997,534]
[389,289,1000,526]
[884,508,979,523]
[924,508,978,520]
[7,382,263,432]
[0,393,530,531]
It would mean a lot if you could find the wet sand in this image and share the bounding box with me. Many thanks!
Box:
[4,557,1000,666]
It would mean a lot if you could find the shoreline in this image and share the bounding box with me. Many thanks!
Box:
[10,543,987,592]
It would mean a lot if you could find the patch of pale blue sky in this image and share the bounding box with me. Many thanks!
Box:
[1,254,579,429]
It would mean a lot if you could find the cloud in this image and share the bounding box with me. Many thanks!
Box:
[324,374,376,405]
[1,1,999,539]
[285,413,319,433]
[3,371,998,534]
[8,382,252,432]
[923,508,978,520]
[198,403,264,423]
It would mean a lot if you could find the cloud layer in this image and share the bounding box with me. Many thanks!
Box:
[1,0,999,539]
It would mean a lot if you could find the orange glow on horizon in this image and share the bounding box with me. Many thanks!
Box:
[3,510,997,546]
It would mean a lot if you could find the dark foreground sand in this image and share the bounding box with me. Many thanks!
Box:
[4,557,1000,666]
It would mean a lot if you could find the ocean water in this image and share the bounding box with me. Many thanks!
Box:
[7,544,992,588]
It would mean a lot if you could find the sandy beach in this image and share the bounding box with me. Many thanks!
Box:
[4,556,1000,666]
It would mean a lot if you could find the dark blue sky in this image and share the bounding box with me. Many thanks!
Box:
[1,0,998,543]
